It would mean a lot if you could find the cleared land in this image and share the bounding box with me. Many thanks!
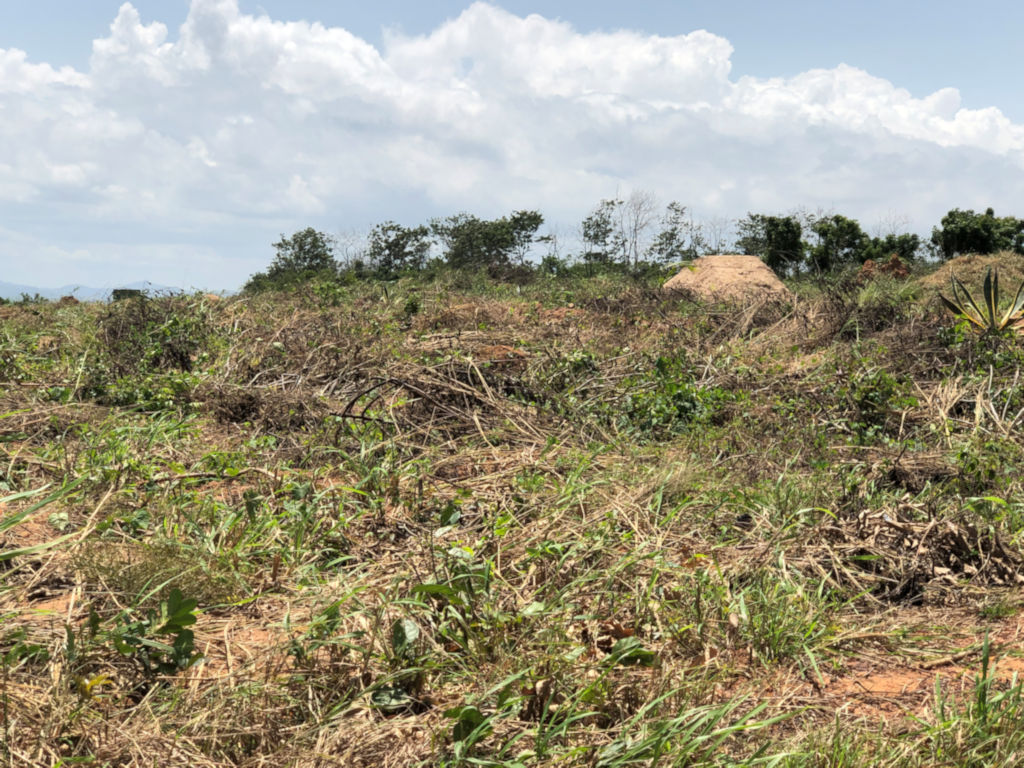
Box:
[4,257,1024,766]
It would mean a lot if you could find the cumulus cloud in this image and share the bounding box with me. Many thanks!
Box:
[1,0,1023,288]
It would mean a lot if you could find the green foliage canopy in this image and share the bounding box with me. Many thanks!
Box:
[807,214,869,272]
[431,210,543,270]
[366,221,432,277]
[243,227,338,292]
[862,232,921,264]
[646,202,707,264]
[930,208,1024,261]
[735,214,804,275]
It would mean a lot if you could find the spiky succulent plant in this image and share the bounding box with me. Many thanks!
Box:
[938,266,1024,333]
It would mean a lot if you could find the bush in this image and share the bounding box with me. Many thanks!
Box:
[83,293,214,409]
[94,293,213,378]
[619,356,734,441]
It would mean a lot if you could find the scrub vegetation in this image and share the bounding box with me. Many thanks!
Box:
[5,244,1024,766]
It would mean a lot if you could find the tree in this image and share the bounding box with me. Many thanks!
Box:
[431,211,543,270]
[243,227,338,292]
[268,228,336,276]
[580,199,625,265]
[366,222,432,277]
[646,202,706,264]
[618,190,659,268]
[930,208,1024,260]
[807,214,869,272]
[536,226,569,275]
[581,194,705,269]
[703,215,733,255]
[508,210,545,265]
[431,213,493,269]
[735,214,804,275]
[862,233,921,263]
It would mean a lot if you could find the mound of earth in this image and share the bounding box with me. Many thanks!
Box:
[858,254,909,283]
[917,251,1024,296]
[663,254,792,304]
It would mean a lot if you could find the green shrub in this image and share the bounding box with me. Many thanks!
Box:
[619,356,735,441]
[94,293,213,378]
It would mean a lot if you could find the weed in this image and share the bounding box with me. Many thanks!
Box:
[619,355,735,441]
[593,692,793,767]
[912,634,1024,766]
[74,539,247,607]
[978,598,1017,620]
[956,435,1024,494]
[105,588,203,678]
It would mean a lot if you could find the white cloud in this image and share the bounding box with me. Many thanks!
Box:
[1,0,1024,288]
[0,47,88,93]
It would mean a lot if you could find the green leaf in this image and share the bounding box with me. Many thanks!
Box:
[446,705,491,743]
[391,618,419,659]
[111,635,136,655]
[521,601,546,617]
[411,583,466,607]
[438,503,461,527]
[938,292,970,321]
[155,589,198,634]
[371,684,413,713]
[138,637,175,654]
[941,266,1024,333]
[0,534,76,563]
[1,478,87,561]
[1000,277,1024,327]
[608,636,657,667]
[952,273,987,327]
[48,511,71,531]
[171,630,201,669]
[0,486,50,535]
[984,266,998,327]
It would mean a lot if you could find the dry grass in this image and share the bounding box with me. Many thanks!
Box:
[917,250,1024,295]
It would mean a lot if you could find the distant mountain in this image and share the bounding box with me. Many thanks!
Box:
[0,281,53,300]
[0,280,185,301]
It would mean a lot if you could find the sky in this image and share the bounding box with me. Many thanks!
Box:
[2,0,1024,291]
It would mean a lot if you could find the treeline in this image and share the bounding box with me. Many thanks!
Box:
[243,197,1024,292]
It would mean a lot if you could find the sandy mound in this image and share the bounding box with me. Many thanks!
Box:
[663,254,792,303]
[917,251,1024,297]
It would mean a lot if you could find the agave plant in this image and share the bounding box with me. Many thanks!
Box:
[938,266,1024,334]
